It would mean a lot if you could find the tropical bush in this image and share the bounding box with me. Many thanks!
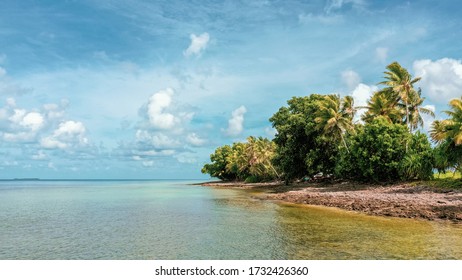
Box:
[399,132,433,180]
[201,137,279,181]
[335,117,409,182]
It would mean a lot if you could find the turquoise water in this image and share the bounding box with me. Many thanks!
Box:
[1,180,462,259]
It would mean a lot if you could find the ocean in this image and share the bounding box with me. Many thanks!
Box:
[1,180,461,259]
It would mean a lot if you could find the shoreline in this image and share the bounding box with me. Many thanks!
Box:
[201,181,462,223]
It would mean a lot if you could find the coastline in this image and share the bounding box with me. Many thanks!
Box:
[201,181,462,223]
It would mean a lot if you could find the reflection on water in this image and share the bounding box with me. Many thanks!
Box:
[275,203,462,259]
[0,180,461,259]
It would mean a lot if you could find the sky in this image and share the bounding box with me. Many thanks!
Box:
[0,0,462,179]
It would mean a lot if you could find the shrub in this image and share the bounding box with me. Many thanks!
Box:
[336,118,410,182]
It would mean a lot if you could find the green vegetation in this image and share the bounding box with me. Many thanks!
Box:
[335,117,432,182]
[201,136,279,182]
[201,61,461,186]
[430,97,462,175]
[269,94,339,183]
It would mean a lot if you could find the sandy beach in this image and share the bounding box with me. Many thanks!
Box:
[202,181,462,222]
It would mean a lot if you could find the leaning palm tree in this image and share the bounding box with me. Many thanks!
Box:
[226,142,249,180]
[405,88,435,131]
[379,62,421,132]
[245,136,280,179]
[315,94,355,153]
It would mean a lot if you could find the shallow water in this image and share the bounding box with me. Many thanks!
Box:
[0,180,461,259]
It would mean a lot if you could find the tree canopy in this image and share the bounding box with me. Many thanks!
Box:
[202,62,452,183]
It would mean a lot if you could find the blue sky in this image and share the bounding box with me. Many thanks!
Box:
[1,0,462,179]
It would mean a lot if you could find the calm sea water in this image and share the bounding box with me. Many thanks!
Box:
[1,180,461,260]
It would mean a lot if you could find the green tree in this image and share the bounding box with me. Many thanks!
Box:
[404,89,435,131]
[201,145,235,180]
[201,137,279,182]
[430,97,462,174]
[226,142,250,180]
[379,61,421,132]
[315,94,355,152]
[270,95,338,182]
[360,89,403,124]
[430,97,462,145]
[335,117,409,182]
[399,132,434,180]
[245,136,279,180]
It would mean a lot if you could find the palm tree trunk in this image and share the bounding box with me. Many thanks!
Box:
[269,162,280,179]
[405,99,410,153]
[341,133,350,153]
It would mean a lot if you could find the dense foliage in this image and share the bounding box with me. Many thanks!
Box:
[201,137,279,181]
[202,61,456,183]
[335,118,432,182]
[269,94,338,182]
[430,97,462,174]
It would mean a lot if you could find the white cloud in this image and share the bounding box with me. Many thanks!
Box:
[147,88,178,130]
[40,120,88,149]
[21,112,44,131]
[0,67,6,77]
[1,108,44,142]
[9,109,26,124]
[135,130,181,149]
[225,105,247,137]
[3,132,35,142]
[341,70,361,90]
[351,83,378,122]
[375,47,388,64]
[413,58,462,103]
[422,104,436,132]
[43,101,67,120]
[186,133,206,146]
[184,33,210,57]
[352,83,378,107]
[0,99,75,145]
[40,137,67,149]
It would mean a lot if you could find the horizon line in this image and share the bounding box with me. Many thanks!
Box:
[0,178,208,181]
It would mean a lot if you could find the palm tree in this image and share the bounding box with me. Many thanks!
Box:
[315,94,355,153]
[430,97,462,177]
[430,97,462,145]
[405,88,435,131]
[226,142,249,180]
[341,95,356,119]
[245,136,279,179]
[359,89,403,124]
[379,62,421,132]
